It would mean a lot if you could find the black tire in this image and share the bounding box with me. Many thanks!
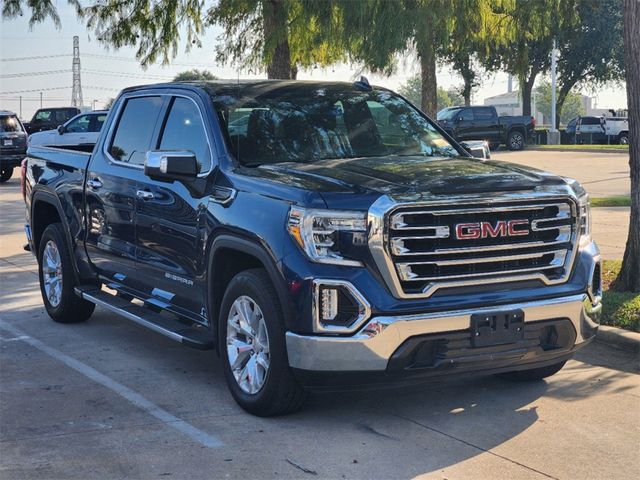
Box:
[219,268,307,416]
[618,132,629,145]
[497,360,566,381]
[507,130,525,151]
[37,223,95,323]
[0,168,13,183]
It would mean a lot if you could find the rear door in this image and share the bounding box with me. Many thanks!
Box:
[454,108,475,140]
[84,95,166,287]
[134,94,214,320]
[57,114,92,146]
[472,107,501,142]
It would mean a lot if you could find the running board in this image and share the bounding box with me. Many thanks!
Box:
[75,286,214,350]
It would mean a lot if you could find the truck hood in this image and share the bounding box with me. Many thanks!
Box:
[256,155,568,208]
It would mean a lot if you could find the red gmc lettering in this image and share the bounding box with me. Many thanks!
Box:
[455,220,530,240]
[507,219,530,236]
[455,223,481,239]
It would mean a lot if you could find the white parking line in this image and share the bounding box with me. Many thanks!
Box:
[0,319,223,448]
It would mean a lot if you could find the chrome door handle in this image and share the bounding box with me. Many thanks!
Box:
[87,178,103,189]
[136,190,155,201]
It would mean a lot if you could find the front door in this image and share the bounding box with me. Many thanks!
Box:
[84,95,166,288]
[134,95,214,322]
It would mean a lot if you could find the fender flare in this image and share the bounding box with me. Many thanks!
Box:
[206,234,295,340]
[30,189,83,283]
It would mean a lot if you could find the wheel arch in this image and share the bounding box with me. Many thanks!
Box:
[206,235,294,347]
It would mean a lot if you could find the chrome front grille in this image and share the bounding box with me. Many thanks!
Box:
[379,198,578,297]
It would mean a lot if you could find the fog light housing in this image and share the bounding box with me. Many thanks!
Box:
[312,280,371,334]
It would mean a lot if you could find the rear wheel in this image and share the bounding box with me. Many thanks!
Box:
[0,168,12,183]
[507,130,525,150]
[219,268,306,416]
[38,223,95,323]
[497,360,566,381]
[618,132,629,145]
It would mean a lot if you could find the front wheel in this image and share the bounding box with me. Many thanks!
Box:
[38,223,95,323]
[0,168,13,183]
[219,268,306,416]
[507,130,525,150]
[497,360,566,381]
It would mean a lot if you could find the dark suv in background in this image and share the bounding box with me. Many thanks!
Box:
[0,110,27,182]
[22,107,89,135]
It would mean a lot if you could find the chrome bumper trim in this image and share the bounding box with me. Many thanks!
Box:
[286,293,601,372]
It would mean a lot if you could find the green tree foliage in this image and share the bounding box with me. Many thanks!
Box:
[173,69,218,81]
[399,76,464,111]
[555,0,625,127]
[483,0,578,116]
[533,81,584,125]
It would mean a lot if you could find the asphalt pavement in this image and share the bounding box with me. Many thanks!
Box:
[1,164,639,480]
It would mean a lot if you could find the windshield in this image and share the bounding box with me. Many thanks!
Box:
[437,107,461,121]
[0,115,23,133]
[210,83,459,166]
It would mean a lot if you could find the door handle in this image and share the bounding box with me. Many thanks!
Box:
[136,190,155,201]
[87,178,103,189]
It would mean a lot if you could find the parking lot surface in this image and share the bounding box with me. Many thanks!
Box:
[1,168,639,479]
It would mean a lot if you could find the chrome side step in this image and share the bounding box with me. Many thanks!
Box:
[75,286,214,350]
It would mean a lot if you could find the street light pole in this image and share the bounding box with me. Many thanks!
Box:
[40,92,43,108]
[551,39,557,132]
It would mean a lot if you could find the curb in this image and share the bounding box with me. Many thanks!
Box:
[595,325,640,352]
[525,147,628,154]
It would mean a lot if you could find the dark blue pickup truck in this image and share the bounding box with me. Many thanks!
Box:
[23,80,601,416]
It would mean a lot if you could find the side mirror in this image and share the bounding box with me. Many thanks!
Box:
[144,150,199,181]
[461,141,488,159]
[57,125,65,135]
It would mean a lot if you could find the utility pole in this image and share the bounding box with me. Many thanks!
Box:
[548,39,560,144]
[71,36,84,107]
[19,96,22,118]
[40,92,43,108]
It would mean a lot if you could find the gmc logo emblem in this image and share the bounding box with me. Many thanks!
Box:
[455,219,530,240]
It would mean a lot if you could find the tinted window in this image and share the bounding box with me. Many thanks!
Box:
[212,86,458,166]
[158,97,211,172]
[474,107,495,120]
[34,110,52,122]
[460,109,474,121]
[580,117,602,125]
[65,115,91,133]
[0,115,23,133]
[90,114,107,132]
[109,97,164,165]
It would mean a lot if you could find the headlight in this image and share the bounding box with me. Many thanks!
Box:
[578,193,591,246]
[287,207,367,266]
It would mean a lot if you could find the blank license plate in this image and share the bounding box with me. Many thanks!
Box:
[471,309,525,347]
[3,139,13,146]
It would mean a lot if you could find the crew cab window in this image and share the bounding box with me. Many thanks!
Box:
[34,110,52,122]
[91,114,107,132]
[473,107,495,120]
[460,109,473,121]
[158,97,211,172]
[109,96,164,165]
[65,115,91,133]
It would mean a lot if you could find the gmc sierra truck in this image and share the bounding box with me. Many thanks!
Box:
[437,105,535,151]
[23,80,601,416]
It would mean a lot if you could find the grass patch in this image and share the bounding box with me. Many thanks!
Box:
[601,260,640,332]
[532,144,629,151]
[590,196,631,207]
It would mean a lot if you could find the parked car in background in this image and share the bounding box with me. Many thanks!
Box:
[22,106,91,135]
[575,116,606,144]
[28,111,108,151]
[603,117,629,144]
[437,105,535,151]
[565,117,578,143]
[0,110,27,183]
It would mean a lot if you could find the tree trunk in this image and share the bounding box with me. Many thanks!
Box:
[612,0,640,292]
[520,70,538,117]
[263,0,294,79]
[418,43,437,117]
[555,84,572,129]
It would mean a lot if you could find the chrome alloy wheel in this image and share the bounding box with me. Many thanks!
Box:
[42,240,63,307]
[226,295,270,395]
[510,132,524,149]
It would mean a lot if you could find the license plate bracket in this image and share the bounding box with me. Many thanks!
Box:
[471,309,525,347]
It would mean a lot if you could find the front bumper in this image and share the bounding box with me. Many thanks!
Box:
[286,293,600,373]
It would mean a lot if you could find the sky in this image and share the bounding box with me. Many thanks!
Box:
[0,4,627,120]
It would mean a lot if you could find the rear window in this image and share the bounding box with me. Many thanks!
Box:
[0,115,23,133]
[580,117,602,125]
[109,97,164,165]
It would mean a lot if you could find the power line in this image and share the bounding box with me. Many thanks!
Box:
[0,85,120,95]
[83,53,218,68]
[1,54,72,62]
[83,69,173,80]
[0,69,72,79]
